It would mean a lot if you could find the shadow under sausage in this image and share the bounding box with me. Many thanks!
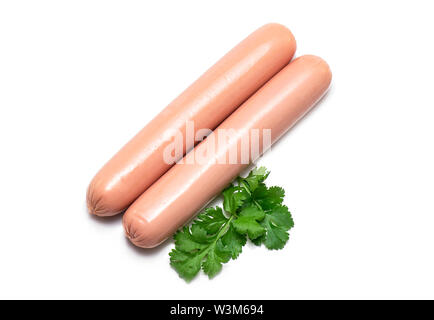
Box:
[124,235,174,256]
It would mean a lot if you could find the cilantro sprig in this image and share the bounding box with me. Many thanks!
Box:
[169,167,294,281]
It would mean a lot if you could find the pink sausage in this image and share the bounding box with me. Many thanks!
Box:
[87,24,296,216]
[123,55,332,248]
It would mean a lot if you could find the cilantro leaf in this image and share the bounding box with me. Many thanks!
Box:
[170,207,247,281]
[253,184,285,210]
[201,240,231,278]
[222,186,249,214]
[266,205,294,229]
[169,249,203,281]
[169,166,295,281]
[220,224,246,259]
[231,205,266,240]
[195,207,228,234]
[250,233,265,246]
[261,205,294,250]
[170,208,230,281]
[241,166,270,192]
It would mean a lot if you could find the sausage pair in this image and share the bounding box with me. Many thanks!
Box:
[87,24,332,248]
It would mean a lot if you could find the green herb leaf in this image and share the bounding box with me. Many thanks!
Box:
[195,207,228,235]
[201,240,231,278]
[170,166,295,281]
[222,186,249,214]
[241,166,270,192]
[232,205,266,240]
[220,224,247,259]
[170,207,231,281]
[262,205,294,250]
[169,249,203,281]
[253,184,285,210]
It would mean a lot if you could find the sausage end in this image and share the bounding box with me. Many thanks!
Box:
[86,181,123,217]
[297,54,332,86]
[123,211,162,248]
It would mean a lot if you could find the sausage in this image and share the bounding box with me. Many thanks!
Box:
[87,23,296,216]
[123,55,332,248]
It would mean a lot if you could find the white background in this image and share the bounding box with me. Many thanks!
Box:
[1,0,433,299]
